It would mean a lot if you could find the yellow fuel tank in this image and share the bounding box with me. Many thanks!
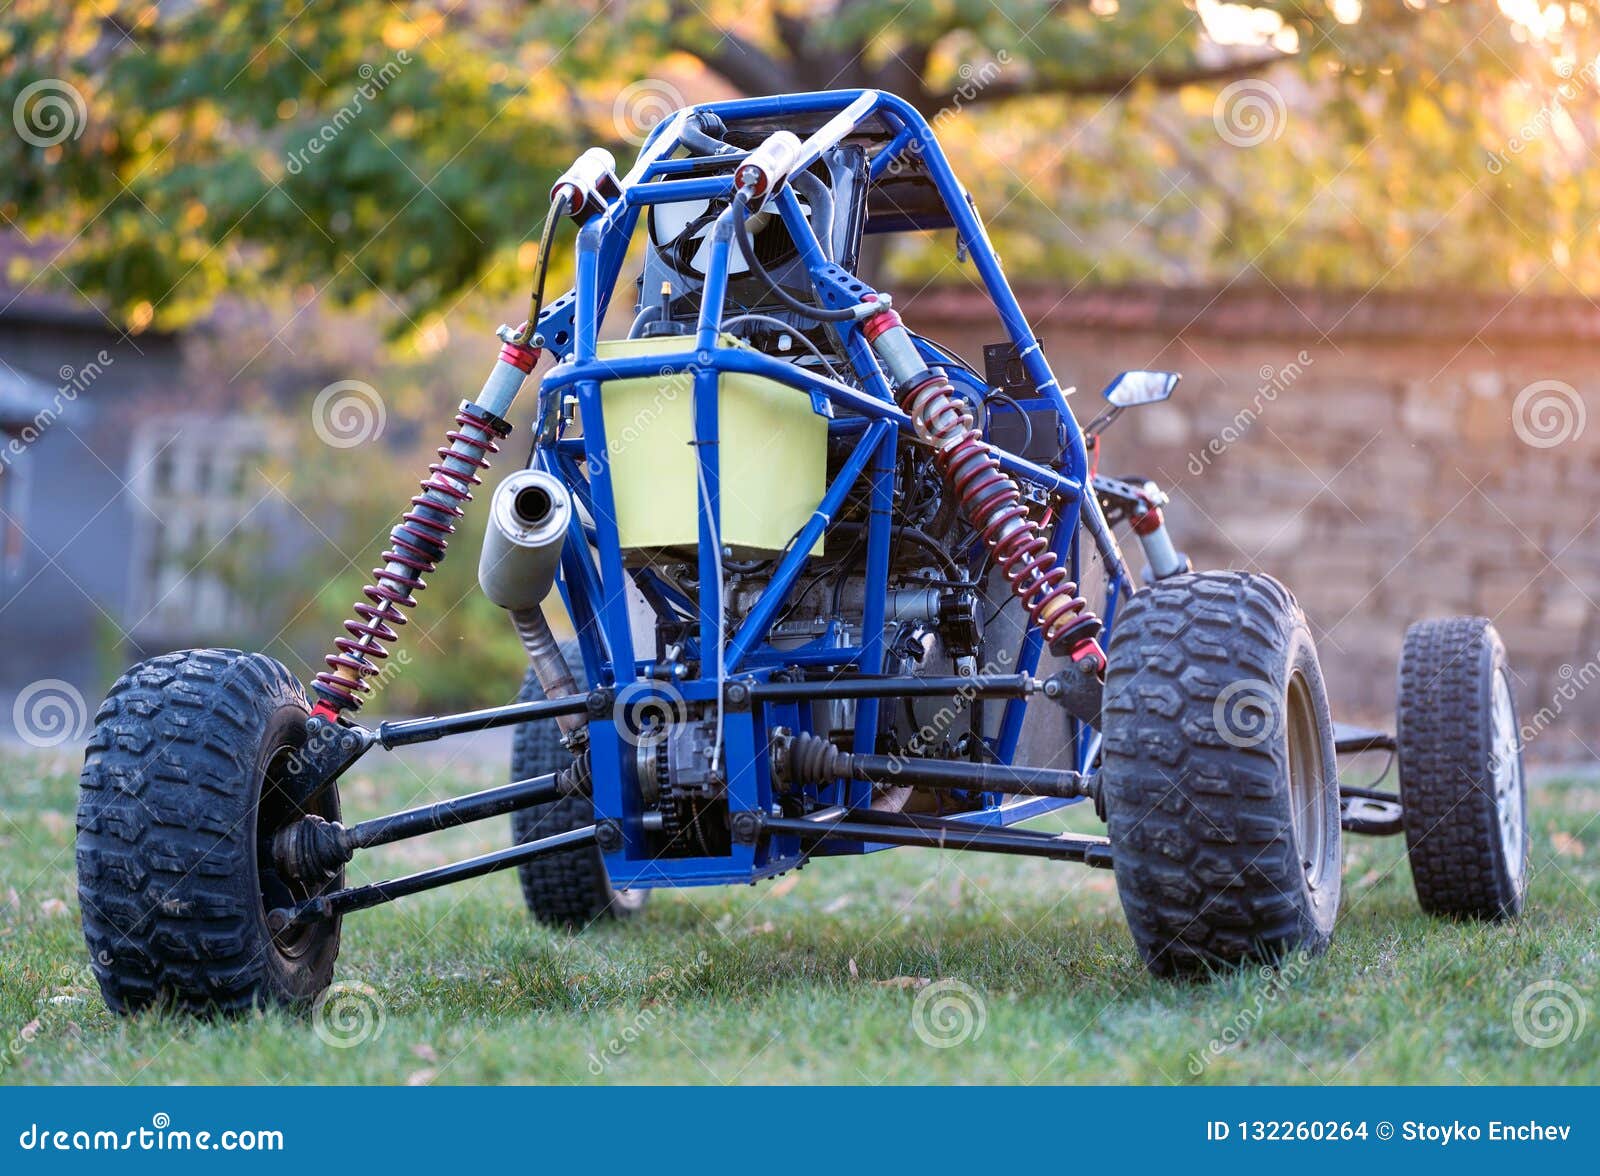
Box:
[590,334,829,560]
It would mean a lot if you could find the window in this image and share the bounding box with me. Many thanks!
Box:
[127,417,277,638]
[0,445,25,582]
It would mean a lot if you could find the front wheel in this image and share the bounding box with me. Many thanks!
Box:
[76,650,342,1014]
[1100,571,1342,977]
[1397,617,1528,920]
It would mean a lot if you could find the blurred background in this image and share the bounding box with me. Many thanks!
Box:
[0,0,1596,758]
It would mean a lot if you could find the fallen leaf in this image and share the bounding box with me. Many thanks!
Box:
[405,1069,436,1086]
[768,874,800,898]
[822,895,852,914]
[38,898,68,917]
[743,920,776,936]
[873,976,931,990]
[847,958,859,980]
[410,1043,439,1063]
[1356,870,1382,888]
[1552,831,1584,858]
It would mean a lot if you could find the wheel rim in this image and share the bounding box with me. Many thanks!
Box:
[1285,670,1331,893]
[1490,668,1525,878]
[258,741,338,960]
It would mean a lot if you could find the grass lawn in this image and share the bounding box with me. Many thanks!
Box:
[1,745,1596,1086]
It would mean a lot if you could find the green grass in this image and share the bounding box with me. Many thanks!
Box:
[1,748,1596,1085]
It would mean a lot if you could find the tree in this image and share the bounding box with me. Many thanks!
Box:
[3,0,1597,338]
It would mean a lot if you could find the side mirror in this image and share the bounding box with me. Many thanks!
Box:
[1103,370,1180,408]
[1084,370,1181,437]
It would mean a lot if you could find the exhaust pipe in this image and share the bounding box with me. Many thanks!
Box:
[479,469,571,610]
[479,470,585,737]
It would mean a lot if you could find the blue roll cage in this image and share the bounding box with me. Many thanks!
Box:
[513,90,1134,887]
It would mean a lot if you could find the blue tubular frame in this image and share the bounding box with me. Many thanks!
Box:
[519,91,1133,886]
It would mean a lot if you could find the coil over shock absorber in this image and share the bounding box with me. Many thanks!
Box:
[311,398,514,716]
[860,304,1105,671]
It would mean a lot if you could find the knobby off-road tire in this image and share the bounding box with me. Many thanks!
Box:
[1397,616,1528,920]
[76,650,341,1014]
[510,661,646,928]
[1100,571,1342,977]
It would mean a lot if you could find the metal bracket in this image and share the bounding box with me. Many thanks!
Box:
[280,714,374,805]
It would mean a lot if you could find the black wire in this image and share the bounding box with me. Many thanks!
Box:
[984,391,1034,455]
[516,190,570,347]
[732,192,858,323]
[520,191,575,467]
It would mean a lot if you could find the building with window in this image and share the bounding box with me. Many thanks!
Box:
[0,273,285,734]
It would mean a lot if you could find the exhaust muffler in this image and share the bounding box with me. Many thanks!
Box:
[480,469,586,736]
[479,468,571,610]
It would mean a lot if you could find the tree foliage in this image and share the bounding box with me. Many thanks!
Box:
[3,0,1597,335]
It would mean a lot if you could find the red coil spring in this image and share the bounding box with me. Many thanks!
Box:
[900,374,1098,651]
[312,406,502,711]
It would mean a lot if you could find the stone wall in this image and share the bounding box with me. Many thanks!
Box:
[908,283,1599,762]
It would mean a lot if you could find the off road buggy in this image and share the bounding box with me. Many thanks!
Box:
[75,89,1529,1012]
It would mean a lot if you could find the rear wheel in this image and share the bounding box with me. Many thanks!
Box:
[76,650,341,1013]
[1100,571,1342,977]
[1397,617,1527,920]
[510,660,646,928]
